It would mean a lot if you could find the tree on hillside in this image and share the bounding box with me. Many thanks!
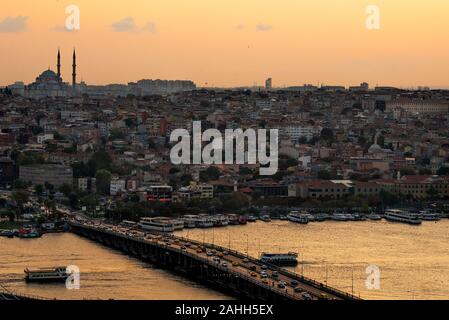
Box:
[96,169,112,195]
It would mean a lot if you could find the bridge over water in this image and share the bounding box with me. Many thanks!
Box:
[70,221,361,300]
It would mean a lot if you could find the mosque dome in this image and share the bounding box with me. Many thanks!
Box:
[368,143,382,154]
[38,69,59,80]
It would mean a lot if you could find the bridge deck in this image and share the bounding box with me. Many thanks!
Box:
[70,221,360,300]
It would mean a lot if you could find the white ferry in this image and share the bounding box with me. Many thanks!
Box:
[24,266,69,283]
[331,213,356,221]
[260,252,299,266]
[418,210,441,221]
[139,218,175,233]
[384,209,422,225]
[211,215,228,227]
[196,215,214,228]
[182,215,198,228]
[287,212,309,224]
[367,214,382,221]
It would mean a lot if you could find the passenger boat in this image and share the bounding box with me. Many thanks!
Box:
[17,228,41,238]
[353,214,367,221]
[212,215,228,227]
[247,216,257,222]
[227,214,241,225]
[182,215,198,229]
[0,230,14,238]
[287,212,309,224]
[367,214,382,221]
[139,218,175,233]
[260,252,299,266]
[24,266,69,283]
[418,211,441,221]
[331,214,350,221]
[196,215,214,228]
[384,209,422,225]
[314,214,328,222]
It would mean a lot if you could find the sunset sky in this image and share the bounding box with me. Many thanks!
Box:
[1,0,449,88]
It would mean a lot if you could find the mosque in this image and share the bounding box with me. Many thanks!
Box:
[24,49,79,99]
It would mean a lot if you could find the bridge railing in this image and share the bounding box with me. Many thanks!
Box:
[173,234,360,300]
[163,245,297,300]
[71,223,297,299]
[70,222,359,300]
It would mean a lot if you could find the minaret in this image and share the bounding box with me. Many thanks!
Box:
[72,48,77,88]
[57,48,61,80]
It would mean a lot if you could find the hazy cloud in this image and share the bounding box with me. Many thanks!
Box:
[112,17,156,33]
[112,17,136,32]
[51,25,77,33]
[256,23,272,31]
[0,16,28,32]
[234,24,245,30]
[142,22,156,34]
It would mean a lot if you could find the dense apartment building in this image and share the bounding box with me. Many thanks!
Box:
[386,99,449,114]
[279,124,322,141]
[377,175,449,199]
[19,164,73,188]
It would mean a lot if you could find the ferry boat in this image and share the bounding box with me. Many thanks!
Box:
[17,228,41,238]
[314,214,328,222]
[287,212,309,224]
[196,215,214,228]
[247,216,257,222]
[331,213,350,221]
[260,252,299,266]
[212,215,229,227]
[182,215,198,229]
[24,266,69,283]
[0,230,14,238]
[353,214,367,221]
[418,211,441,221]
[139,218,175,233]
[384,209,422,225]
[367,214,382,221]
[227,214,241,225]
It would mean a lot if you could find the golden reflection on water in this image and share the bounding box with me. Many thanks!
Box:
[1,220,448,300]
[176,220,449,300]
[0,233,229,300]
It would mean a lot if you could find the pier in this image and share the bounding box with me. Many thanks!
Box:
[69,221,360,300]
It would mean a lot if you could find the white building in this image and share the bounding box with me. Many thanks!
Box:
[280,124,322,141]
[37,133,54,145]
[110,178,126,196]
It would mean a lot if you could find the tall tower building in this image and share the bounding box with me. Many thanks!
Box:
[265,78,272,91]
[57,48,61,80]
[72,49,77,88]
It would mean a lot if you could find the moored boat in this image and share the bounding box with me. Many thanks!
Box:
[260,252,299,266]
[0,230,14,238]
[287,212,309,224]
[139,217,175,233]
[385,209,422,225]
[24,266,69,283]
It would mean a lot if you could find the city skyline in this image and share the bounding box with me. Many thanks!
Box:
[1,0,449,88]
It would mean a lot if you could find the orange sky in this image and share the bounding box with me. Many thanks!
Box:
[1,0,449,88]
